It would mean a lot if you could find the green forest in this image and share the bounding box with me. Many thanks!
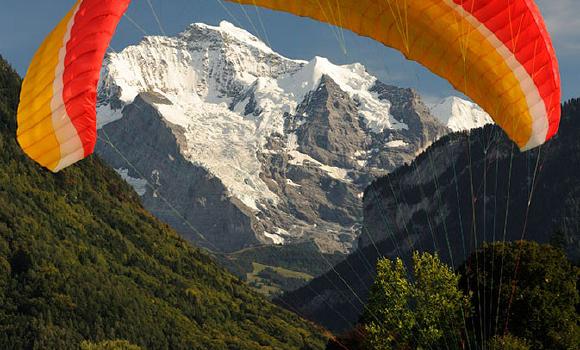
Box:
[329,242,579,350]
[0,56,327,349]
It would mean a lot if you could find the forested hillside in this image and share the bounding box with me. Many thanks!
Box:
[0,56,327,349]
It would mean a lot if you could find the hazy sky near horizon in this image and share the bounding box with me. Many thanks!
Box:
[0,0,578,101]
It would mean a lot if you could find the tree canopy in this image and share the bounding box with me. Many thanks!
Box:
[362,252,470,349]
[459,241,579,349]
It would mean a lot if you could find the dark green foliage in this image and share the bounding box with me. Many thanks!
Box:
[362,252,470,349]
[80,340,143,350]
[488,335,531,350]
[0,57,327,349]
[0,55,20,133]
[459,241,579,349]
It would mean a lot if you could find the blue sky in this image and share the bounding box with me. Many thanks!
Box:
[1,0,578,101]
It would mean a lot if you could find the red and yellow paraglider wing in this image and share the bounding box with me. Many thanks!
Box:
[17,0,130,172]
[230,0,560,150]
[17,0,560,172]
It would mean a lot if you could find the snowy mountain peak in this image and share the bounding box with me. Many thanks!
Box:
[98,20,304,109]
[95,21,480,252]
[181,20,279,56]
[95,21,442,214]
[277,56,406,133]
[285,56,371,95]
[429,96,493,132]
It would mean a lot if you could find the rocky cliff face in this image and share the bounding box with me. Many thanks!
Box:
[280,99,580,332]
[97,94,260,251]
[96,21,485,254]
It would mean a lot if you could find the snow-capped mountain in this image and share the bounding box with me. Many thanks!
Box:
[95,21,478,253]
[429,96,493,132]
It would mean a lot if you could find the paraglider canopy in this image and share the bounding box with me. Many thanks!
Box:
[17,0,560,172]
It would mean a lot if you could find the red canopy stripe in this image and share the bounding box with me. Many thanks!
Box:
[62,0,131,157]
[452,0,561,141]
